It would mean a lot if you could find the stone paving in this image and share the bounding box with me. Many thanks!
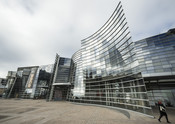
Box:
[0,99,174,124]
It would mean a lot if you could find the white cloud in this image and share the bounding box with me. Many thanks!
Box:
[121,0,175,40]
[0,0,175,78]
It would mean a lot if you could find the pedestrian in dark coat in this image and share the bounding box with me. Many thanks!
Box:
[158,101,170,123]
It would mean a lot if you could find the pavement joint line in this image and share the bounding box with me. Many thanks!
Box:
[70,101,155,118]
[0,116,21,123]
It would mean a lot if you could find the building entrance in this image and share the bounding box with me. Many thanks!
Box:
[54,89,62,101]
[53,86,69,101]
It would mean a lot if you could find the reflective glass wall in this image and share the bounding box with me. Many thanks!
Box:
[69,2,152,116]
[4,65,53,99]
[81,2,138,79]
[49,56,71,101]
[33,64,53,99]
[134,29,175,77]
[55,58,71,83]
[69,50,84,97]
[134,29,175,107]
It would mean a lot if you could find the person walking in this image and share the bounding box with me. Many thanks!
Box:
[158,101,171,123]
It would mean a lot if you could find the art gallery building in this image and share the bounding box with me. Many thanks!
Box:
[2,1,175,117]
[68,1,175,116]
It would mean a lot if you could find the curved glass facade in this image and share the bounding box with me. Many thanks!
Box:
[81,2,138,79]
[135,31,175,77]
[69,50,84,97]
[134,29,175,107]
[69,2,152,116]
[3,1,175,117]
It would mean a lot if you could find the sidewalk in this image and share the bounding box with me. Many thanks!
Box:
[0,99,174,124]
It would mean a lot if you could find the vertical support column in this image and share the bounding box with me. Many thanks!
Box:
[105,81,110,106]
[89,83,91,104]
[49,55,59,101]
[109,83,112,106]
[7,77,17,98]
[105,81,107,105]
[47,54,60,101]
[49,85,55,101]
[120,78,124,107]
[66,86,70,101]
[107,84,110,106]
[31,67,40,99]
[99,82,101,104]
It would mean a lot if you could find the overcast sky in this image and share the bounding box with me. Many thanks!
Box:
[0,0,175,78]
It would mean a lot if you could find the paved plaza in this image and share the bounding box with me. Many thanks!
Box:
[0,99,174,124]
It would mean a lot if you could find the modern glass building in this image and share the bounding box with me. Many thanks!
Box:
[68,2,153,116]
[2,1,175,117]
[2,71,17,98]
[134,28,175,107]
[68,10,175,116]
[48,54,71,101]
[3,55,71,101]
[69,50,84,97]
[34,65,53,99]
[0,78,7,97]
[4,65,53,99]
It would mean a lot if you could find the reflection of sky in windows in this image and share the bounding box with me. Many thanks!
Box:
[135,31,175,76]
[80,10,135,78]
[59,58,71,66]
[71,50,85,96]
[39,64,53,73]
[68,2,156,116]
